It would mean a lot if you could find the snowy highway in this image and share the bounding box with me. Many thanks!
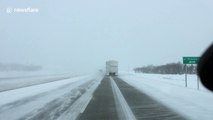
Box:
[78,76,185,120]
[1,73,213,120]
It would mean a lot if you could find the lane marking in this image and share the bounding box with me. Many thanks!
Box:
[56,75,103,120]
[80,95,92,113]
[110,76,137,120]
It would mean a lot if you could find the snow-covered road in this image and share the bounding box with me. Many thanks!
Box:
[0,74,103,120]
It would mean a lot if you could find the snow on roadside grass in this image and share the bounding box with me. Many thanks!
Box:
[126,73,209,91]
[120,73,213,120]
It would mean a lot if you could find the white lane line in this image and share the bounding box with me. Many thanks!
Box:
[110,76,137,120]
[57,75,103,120]
[80,95,92,113]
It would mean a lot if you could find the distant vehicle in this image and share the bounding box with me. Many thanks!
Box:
[106,60,118,76]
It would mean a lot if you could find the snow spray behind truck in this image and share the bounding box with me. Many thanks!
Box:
[106,60,118,76]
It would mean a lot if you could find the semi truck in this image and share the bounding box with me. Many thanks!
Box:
[106,60,118,76]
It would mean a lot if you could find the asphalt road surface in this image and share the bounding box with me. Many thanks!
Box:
[78,76,186,120]
[78,76,118,120]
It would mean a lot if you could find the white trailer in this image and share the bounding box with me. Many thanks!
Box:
[106,60,118,76]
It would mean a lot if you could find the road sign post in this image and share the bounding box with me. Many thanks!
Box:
[184,65,187,87]
[183,57,200,89]
[197,75,200,90]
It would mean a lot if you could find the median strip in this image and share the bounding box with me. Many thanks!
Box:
[110,76,136,120]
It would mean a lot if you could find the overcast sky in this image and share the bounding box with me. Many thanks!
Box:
[0,0,213,74]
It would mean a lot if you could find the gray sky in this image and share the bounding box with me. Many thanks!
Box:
[0,0,213,74]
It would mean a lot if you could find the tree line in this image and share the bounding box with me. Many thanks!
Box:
[134,62,197,74]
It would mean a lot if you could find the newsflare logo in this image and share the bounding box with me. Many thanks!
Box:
[6,7,39,14]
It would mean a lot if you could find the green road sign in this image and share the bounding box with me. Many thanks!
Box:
[183,57,200,64]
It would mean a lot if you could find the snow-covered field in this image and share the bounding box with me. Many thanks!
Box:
[0,71,75,92]
[120,73,213,120]
[0,71,65,78]
[0,73,103,120]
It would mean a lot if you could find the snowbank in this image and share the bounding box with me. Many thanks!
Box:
[120,73,213,120]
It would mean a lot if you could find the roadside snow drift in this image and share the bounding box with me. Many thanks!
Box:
[120,73,213,120]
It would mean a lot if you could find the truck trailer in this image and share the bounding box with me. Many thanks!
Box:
[106,60,118,76]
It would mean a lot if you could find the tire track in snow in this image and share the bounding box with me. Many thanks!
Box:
[0,79,81,113]
[17,80,95,120]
